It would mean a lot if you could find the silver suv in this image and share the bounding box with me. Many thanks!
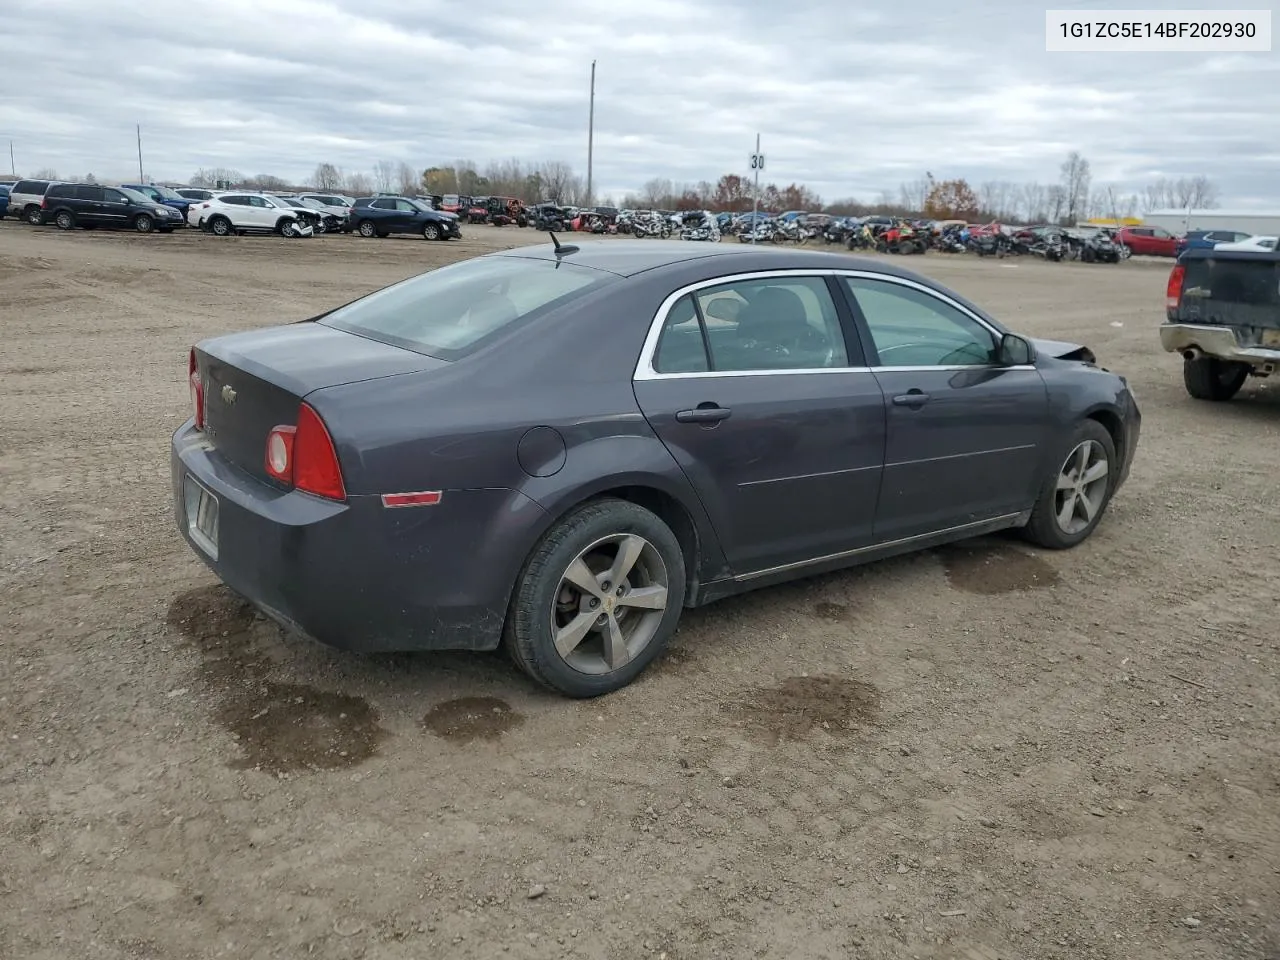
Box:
[7,179,63,224]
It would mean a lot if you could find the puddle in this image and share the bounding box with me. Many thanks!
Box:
[722,675,880,744]
[813,601,853,622]
[939,541,1060,595]
[166,586,388,771]
[218,682,386,773]
[422,696,524,743]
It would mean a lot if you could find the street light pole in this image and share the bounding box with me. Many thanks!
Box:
[136,124,144,181]
[585,59,596,208]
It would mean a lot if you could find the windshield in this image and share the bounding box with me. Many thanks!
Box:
[146,185,183,200]
[319,256,613,359]
[407,198,434,213]
[264,196,295,208]
[118,187,152,204]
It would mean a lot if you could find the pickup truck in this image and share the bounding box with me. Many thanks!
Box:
[1162,247,1280,400]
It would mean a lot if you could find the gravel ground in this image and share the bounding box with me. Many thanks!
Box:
[1,221,1277,960]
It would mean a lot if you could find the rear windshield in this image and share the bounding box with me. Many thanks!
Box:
[1180,256,1280,327]
[319,256,613,359]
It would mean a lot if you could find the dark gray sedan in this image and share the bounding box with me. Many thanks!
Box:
[172,241,1141,697]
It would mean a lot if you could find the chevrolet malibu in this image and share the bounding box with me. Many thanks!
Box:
[172,242,1141,697]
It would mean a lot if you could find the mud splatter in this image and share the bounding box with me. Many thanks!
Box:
[218,683,386,772]
[167,586,388,771]
[939,541,1060,595]
[422,696,524,744]
[722,675,880,744]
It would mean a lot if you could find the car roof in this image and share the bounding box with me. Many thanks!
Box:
[490,239,908,279]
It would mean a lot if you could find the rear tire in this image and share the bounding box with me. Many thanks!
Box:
[504,499,686,698]
[209,216,232,237]
[25,205,42,225]
[1021,419,1117,550]
[133,214,154,234]
[356,220,376,238]
[1183,356,1249,401]
[54,210,76,230]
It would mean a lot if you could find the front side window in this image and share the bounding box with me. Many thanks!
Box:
[843,277,996,368]
[320,256,613,359]
[372,198,395,210]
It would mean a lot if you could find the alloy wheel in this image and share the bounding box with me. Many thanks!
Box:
[1054,440,1109,535]
[550,533,670,675]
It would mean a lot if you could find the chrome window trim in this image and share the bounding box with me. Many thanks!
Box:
[634,268,1027,381]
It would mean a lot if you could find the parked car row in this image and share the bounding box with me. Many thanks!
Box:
[0,179,463,242]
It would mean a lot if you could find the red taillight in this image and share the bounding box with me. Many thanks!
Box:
[293,403,345,500]
[265,425,296,483]
[1166,264,1185,312]
[188,348,204,430]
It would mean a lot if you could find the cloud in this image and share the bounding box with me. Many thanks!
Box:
[0,0,1275,206]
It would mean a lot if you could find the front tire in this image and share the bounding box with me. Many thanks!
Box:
[504,499,686,698]
[1183,356,1249,401]
[423,222,441,241]
[1021,420,1117,549]
[133,214,154,234]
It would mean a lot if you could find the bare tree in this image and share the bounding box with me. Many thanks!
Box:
[191,167,245,188]
[533,161,578,203]
[245,173,289,191]
[32,167,59,180]
[897,177,930,214]
[1046,184,1067,224]
[1175,175,1218,209]
[344,171,373,196]
[373,160,396,194]
[396,161,418,195]
[1059,151,1092,224]
[641,177,673,207]
[312,163,342,190]
[978,180,1016,220]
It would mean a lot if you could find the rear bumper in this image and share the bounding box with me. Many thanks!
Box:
[1160,323,1280,369]
[170,421,549,653]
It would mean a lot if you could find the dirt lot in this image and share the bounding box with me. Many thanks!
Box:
[1,221,1277,960]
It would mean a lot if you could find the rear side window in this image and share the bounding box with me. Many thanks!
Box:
[320,256,612,359]
[13,180,49,194]
[74,185,102,201]
[46,184,73,198]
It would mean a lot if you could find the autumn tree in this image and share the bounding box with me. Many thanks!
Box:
[923,178,979,220]
[713,174,752,209]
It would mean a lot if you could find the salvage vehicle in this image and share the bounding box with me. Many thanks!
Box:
[349,196,461,240]
[487,196,529,227]
[191,192,314,237]
[174,242,1140,697]
[1162,246,1280,400]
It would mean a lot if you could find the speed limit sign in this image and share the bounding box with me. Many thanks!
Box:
[749,153,766,171]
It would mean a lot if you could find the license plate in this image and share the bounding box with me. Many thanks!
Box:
[1261,329,1280,348]
[183,475,219,559]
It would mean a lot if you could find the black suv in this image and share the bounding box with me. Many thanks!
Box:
[349,196,461,240]
[41,184,184,233]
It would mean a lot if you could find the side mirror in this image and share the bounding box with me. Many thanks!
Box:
[998,332,1035,366]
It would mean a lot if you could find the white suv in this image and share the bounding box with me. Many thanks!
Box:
[188,192,314,237]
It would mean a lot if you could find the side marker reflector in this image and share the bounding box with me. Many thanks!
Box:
[381,490,443,508]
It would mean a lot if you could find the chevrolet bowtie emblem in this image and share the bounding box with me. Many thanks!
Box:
[221,384,237,405]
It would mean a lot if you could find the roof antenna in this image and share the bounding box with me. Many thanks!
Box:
[548,230,579,257]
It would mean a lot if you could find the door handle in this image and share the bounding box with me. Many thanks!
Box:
[892,390,931,408]
[676,404,732,424]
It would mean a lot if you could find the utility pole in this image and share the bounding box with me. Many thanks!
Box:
[585,59,596,209]
[8,139,14,176]
[136,124,144,181]
[750,134,763,244]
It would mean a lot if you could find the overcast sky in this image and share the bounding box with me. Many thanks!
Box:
[2,0,1277,206]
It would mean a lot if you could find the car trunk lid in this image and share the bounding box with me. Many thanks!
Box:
[194,322,445,483]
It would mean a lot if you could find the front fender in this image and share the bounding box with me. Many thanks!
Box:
[514,435,730,587]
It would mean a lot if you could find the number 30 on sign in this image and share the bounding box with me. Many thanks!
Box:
[749,154,766,170]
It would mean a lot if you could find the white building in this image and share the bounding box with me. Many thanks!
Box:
[1143,209,1280,235]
